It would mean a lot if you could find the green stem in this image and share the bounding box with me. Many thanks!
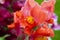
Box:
[25,35,29,40]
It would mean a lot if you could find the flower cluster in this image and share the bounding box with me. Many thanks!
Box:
[0,0,59,40]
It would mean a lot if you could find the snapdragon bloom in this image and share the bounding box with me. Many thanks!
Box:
[7,0,56,40]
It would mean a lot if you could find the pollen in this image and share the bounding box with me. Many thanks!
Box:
[26,16,34,24]
[35,36,47,40]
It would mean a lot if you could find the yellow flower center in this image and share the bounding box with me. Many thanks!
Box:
[35,36,47,40]
[26,16,34,24]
